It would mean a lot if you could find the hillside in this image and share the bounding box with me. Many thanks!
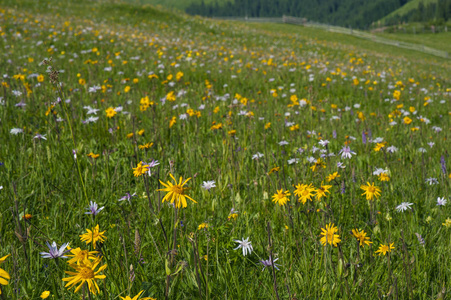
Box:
[185,0,411,29]
[380,0,439,22]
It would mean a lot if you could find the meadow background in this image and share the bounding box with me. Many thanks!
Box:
[0,0,450,299]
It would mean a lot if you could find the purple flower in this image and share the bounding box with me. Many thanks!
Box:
[260,257,280,271]
[85,201,104,216]
[118,192,137,204]
[40,241,70,259]
[144,159,160,176]
[332,130,337,139]
[440,155,447,175]
[339,146,356,159]
[362,131,367,144]
[33,133,47,140]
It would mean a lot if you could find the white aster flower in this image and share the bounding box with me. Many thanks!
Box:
[396,202,413,212]
[233,237,253,256]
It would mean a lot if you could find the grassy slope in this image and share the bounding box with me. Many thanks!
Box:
[121,0,230,10]
[379,0,439,22]
[247,22,450,64]
[376,31,451,53]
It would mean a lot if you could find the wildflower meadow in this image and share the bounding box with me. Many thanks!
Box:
[0,0,450,299]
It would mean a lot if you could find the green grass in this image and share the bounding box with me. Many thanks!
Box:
[121,0,229,10]
[0,0,450,299]
[379,0,439,22]
[376,30,451,53]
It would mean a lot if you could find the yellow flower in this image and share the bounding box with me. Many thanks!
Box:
[228,213,238,221]
[138,129,145,136]
[120,290,156,300]
[62,258,106,294]
[105,107,117,118]
[378,173,390,182]
[126,133,134,139]
[176,71,184,81]
[360,182,381,201]
[294,183,316,204]
[79,225,107,249]
[158,174,197,208]
[138,142,154,150]
[310,158,326,172]
[124,86,130,93]
[133,162,149,177]
[320,223,341,247]
[374,142,387,152]
[40,291,51,299]
[79,78,86,85]
[0,255,10,293]
[228,130,236,136]
[267,167,280,175]
[271,189,291,206]
[166,91,176,102]
[403,116,412,125]
[66,248,98,265]
[264,122,271,130]
[87,152,100,159]
[198,223,209,230]
[169,116,176,128]
[351,229,372,247]
[326,172,340,182]
[37,75,44,82]
[443,218,451,228]
[375,243,395,256]
[315,183,331,201]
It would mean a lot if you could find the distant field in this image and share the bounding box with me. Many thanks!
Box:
[376,31,451,53]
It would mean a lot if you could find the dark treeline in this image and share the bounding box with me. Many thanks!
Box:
[384,0,451,25]
[186,0,451,29]
[185,0,409,29]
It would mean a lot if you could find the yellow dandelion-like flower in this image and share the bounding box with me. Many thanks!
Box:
[271,189,291,206]
[66,248,98,265]
[79,225,107,249]
[320,223,341,247]
[157,174,197,208]
[294,183,316,204]
[0,255,11,294]
[120,290,156,300]
[105,107,117,118]
[378,173,390,182]
[375,243,395,256]
[133,162,149,177]
[62,258,106,294]
[198,223,209,230]
[351,229,372,247]
[360,182,381,201]
[315,183,331,201]
[443,218,451,228]
[326,172,340,182]
[40,291,51,299]
[138,142,154,150]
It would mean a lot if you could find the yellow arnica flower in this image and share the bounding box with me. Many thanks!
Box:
[271,189,291,206]
[40,291,51,299]
[326,172,340,182]
[378,173,390,182]
[352,229,372,247]
[375,243,395,256]
[316,183,331,201]
[294,183,316,204]
[320,223,341,247]
[0,255,10,294]
[158,174,197,208]
[360,182,381,201]
[133,162,149,177]
[443,218,451,228]
[66,248,98,265]
[105,107,117,118]
[62,258,106,294]
[79,225,107,249]
[198,223,209,230]
[138,142,153,150]
[120,290,156,300]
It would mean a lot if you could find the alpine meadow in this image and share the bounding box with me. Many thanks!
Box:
[0,0,450,299]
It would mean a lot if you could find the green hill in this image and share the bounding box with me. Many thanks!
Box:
[380,0,438,22]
